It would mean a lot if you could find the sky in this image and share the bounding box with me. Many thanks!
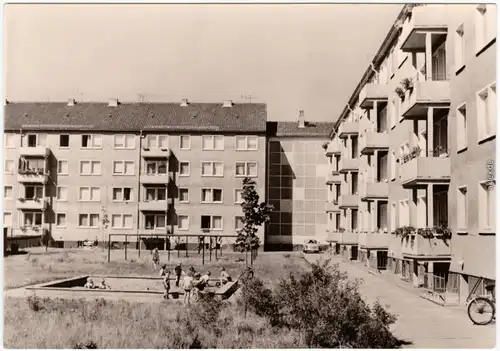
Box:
[4,4,402,122]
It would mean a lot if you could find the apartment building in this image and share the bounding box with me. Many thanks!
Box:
[265,112,334,250]
[3,99,267,248]
[327,4,496,304]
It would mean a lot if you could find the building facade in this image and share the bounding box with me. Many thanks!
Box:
[326,4,496,304]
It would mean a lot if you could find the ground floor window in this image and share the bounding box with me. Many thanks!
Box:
[201,215,223,230]
[145,213,166,229]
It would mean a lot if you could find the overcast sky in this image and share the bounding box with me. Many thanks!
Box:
[4,4,402,122]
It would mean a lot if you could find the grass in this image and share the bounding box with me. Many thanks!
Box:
[4,248,310,349]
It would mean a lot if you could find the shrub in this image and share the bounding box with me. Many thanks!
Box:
[26,295,43,312]
[73,341,98,349]
[236,276,280,326]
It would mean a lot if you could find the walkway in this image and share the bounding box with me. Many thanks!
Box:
[304,254,496,349]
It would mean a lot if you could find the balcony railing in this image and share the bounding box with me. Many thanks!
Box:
[401,234,451,258]
[325,201,340,213]
[359,232,389,249]
[19,146,50,157]
[423,273,447,293]
[16,197,48,211]
[142,147,170,158]
[17,169,49,184]
[359,83,389,109]
[139,201,169,212]
[140,173,169,184]
[400,156,451,187]
[338,194,359,208]
[339,157,359,172]
[360,180,389,201]
[338,122,359,138]
[338,231,359,245]
[325,140,342,156]
[359,131,389,155]
[326,173,341,184]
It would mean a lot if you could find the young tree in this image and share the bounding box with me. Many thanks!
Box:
[236,177,274,263]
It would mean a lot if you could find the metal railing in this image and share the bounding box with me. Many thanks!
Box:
[423,273,447,293]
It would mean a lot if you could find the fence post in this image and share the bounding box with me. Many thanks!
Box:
[202,236,205,265]
[107,234,111,262]
[209,236,212,261]
[125,234,128,261]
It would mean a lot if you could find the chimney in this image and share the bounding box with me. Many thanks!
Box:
[67,99,76,107]
[108,98,119,107]
[298,110,305,128]
[223,100,233,108]
[180,98,189,107]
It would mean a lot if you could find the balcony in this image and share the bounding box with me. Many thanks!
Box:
[17,170,49,184]
[401,234,451,258]
[359,232,389,249]
[360,181,389,201]
[326,173,341,185]
[325,140,342,156]
[400,6,448,52]
[359,131,389,155]
[11,227,47,238]
[359,83,389,109]
[140,173,169,184]
[139,201,169,212]
[142,147,170,158]
[19,146,50,157]
[339,194,359,209]
[401,80,451,118]
[327,231,341,242]
[16,198,48,211]
[400,157,451,187]
[338,122,359,138]
[325,201,340,213]
[339,157,359,173]
[338,231,359,245]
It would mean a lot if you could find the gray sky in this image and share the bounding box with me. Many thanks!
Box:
[4,4,402,122]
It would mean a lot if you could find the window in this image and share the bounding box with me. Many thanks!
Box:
[456,103,467,151]
[24,212,42,226]
[145,214,166,229]
[455,24,465,71]
[202,135,224,150]
[235,216,244,230]
[201,188,223,203]
[390,151,396,180]
[477,83,497,141]
[351,209,358,230]
[114,134,136,149]
[179,135,191,150]
[23,133,46,147]
[235,136,258,150]
[80,160,101,175]
[56,213,66,227]
[59,134,70,148]
[78,187,100,201]
[179,162,190,176]
[201,215,223,230]
[4,134,15,148]
[56,187,68,201]
[201,161,224,176]
[479,181,495,232]
[145,187,167,201]
[390,203,396,232]
[234,189,244,203]
[112,187,133,202]
[4,186,12,199]
[457,187,467,230]
[235,162,257,177]
[145,134,168,149]
[113,161,135,175]
[475,4,497,53]
[177,215,189,230]
[57,160,69,175]
[78,213,100,228]
[145,160,167,175]
[24,185,43,199]
[179,188,189,203]
[111,214,133,229]
[4,212,12,227]
[81,134,102,148]
[4,160,14,174]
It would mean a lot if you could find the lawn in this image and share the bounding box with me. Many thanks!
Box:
[4,248,311,349]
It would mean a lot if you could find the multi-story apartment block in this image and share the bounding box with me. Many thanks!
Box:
[4,99,268,248]
[326,4,496,304]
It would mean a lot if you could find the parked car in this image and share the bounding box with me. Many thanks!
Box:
[303,239,320,254]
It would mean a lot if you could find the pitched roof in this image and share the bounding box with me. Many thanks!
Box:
[4,102,267,133]
[268,121,335,137]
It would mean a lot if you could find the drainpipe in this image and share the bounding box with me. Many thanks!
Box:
[137,130,143,249]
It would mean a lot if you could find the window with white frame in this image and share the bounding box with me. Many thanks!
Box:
[201,161,224,176]
[145,160,167,175]
[24,212,43,226]
[457,186,467,230]
[479,181,495,232]
[179,135,191,150]
[79,187,100,201]
[23,133,46,147]
[201,188,223,203]
[3,212,12,227]
[456,103,467,151]
[4,186,12,199]
[113,161,135,175]
[179,162,190,176]
[4,134,15,148]
[234,189,244,203]
[78,213,100,228]
[24,185,43,199]
[390,203,396,232]
[455,24,465,71]
[202,135,224,150]
[477,83,496,141]
[145,134,168,149]
[80,160,101,175]
[201,215,222,230]
[145,214,166,229]
[235,162,257,177]
[112,187,133,202]
[235,136,258,150]
[111,214,133,229]
[475,4,497,53]
[179,188,189,203]
[57,160,69,175]
[81,134,102,149]
[59,134,70,148]
[235,216,244,230]
[177,215,189,230]
[4,159,14,174]
[56,213,66,227]
[145,186,167,201]
[56,186,68,201]
[114,134,136,149]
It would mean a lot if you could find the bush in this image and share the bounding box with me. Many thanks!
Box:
[26,295,43,312]
[236,276,280,326]
[73,341,98,349]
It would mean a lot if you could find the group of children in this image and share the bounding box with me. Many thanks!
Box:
[84,278,111,290]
